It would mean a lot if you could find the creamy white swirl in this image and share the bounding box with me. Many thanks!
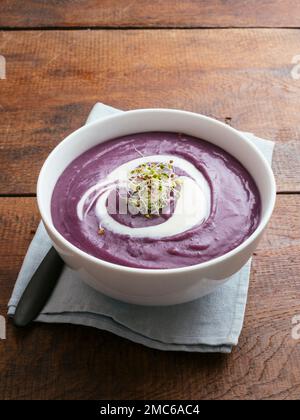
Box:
[77,155,211,239]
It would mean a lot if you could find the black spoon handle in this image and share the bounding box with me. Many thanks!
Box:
[14,247,65,327]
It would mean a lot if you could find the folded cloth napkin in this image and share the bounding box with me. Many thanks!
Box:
[8,103,274,353]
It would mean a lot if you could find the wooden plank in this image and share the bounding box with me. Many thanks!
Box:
[0,195,300,399]
[1,29,300,194]
[1,0,300,28]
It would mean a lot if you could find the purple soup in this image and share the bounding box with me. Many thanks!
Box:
[51,132,261,269]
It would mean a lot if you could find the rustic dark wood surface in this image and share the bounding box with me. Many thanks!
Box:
[1,0,300,28]
[1,29,300,194]
[0,196,300,400]
[0,2,300,400]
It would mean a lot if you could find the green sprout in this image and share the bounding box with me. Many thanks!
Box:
[127,160,180,217]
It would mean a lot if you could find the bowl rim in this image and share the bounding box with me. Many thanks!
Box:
[37,108,276,275]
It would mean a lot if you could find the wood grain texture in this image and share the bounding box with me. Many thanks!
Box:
[0,29,300,194]
[1,0,300,28]
[0,195,300,400]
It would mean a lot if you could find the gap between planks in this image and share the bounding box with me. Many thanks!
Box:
[1,26,300,31]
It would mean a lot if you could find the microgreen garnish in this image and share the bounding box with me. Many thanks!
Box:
[127,160,180,217]
[98,227,105,235]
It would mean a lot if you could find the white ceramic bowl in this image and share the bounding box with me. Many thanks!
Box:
[37,109,276,306]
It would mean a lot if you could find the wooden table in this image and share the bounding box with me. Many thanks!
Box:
[1,1,300,400]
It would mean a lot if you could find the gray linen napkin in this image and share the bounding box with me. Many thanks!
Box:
[8,103,274,353]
